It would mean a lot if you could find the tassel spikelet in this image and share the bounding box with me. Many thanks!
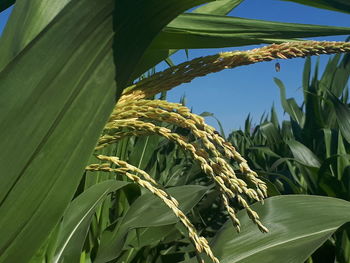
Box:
[119,41,350,103]
[99,101,268,233]
[110,100,267,198]
[86,155,219,263]
[86,41,350,262]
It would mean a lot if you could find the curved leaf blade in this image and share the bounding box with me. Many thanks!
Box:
[95,185,208,262]
[0,1,117,262]
[114,0,212,91]
[210,195,350,263]
[152,14,350,49]
[53,180,130,263]
[193,0,243,15]
[0,0,72,70]
[329,93,350,144]
[286,140,321,168]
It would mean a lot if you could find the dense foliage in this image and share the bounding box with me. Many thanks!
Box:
[229,52,350,262]
[0,1,350,263]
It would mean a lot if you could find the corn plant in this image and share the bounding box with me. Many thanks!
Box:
[228,50,350,262]
[1,0,350,263]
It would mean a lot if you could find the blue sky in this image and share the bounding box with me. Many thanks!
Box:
[0,1,349,135]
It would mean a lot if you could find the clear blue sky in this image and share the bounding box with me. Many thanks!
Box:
[0,1,349,135]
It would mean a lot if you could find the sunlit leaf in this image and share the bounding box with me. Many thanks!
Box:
[201,195,350,263]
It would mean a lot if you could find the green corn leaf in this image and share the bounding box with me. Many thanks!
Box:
[319,55,342,94]
[286,140,321,168]
[0,0,73,70]
[95,185,208,263]
[336,132,350,180]
[329,93,350,144]
[0,0,214,261]
[259,122,282,146]
[151,14,350,49]
[275,78,305,125]
[133,0,239,81]
[279,0,350,14]
[114,0,212,91]
[270,104,279,128]
[200,112,226,138]
[125,225,176,250]
[207,195,350,263]
[332,54,350,97]
[302,56,311,104]
[128,136,160,171]
[135,12,350,78]
[193,0,243,14]
[52,180,130,263]
[248,146,281,159]
[0,1,117,262]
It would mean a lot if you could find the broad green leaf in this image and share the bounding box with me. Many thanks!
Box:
[280,0,350,14]
[281,120,293,139]
[128,136,161,170]
[248,146,281,159]
[114,0,212,91]
[122,185,208,227]
[133,0,238,81]
[200,112,226,137]
[287,98,304,125]
[208,195,350,263]
[244,114,252,135]
[0,0,72,70]
[95,185,208,262]
[322,128,333,159]
[302,56,311,103]
[0,1,117,262]
[193,0,243,14]
[135,11,350,78]
[329,93,350,144]
[259,122,282,146]
[286,140,321,168]
[0,0,222,261]
[274,78,304,125]
[270,104,279,128]
[53,180,130,263]
[336,132,350,180]
[130,225,176,249]
[331,54,350,97]
[319,55,342,93]
[151,14,350,49]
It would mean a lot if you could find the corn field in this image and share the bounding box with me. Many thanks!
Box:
[1,1,350,263]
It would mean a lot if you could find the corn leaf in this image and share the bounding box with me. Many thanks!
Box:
[95,185,208,263]
[133,0,240,81]
[207,195,350,263]
[0,0,72,70]
[286,140,321,168]
[329,93,350,144]
[0,0,212,261]
[134,12,350,78]
[151,14,350,49]
[52,180,130,263]
[274,78,304,125]
[0,2,116,262]
[114,0,212,91]
[193,0,243,14]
